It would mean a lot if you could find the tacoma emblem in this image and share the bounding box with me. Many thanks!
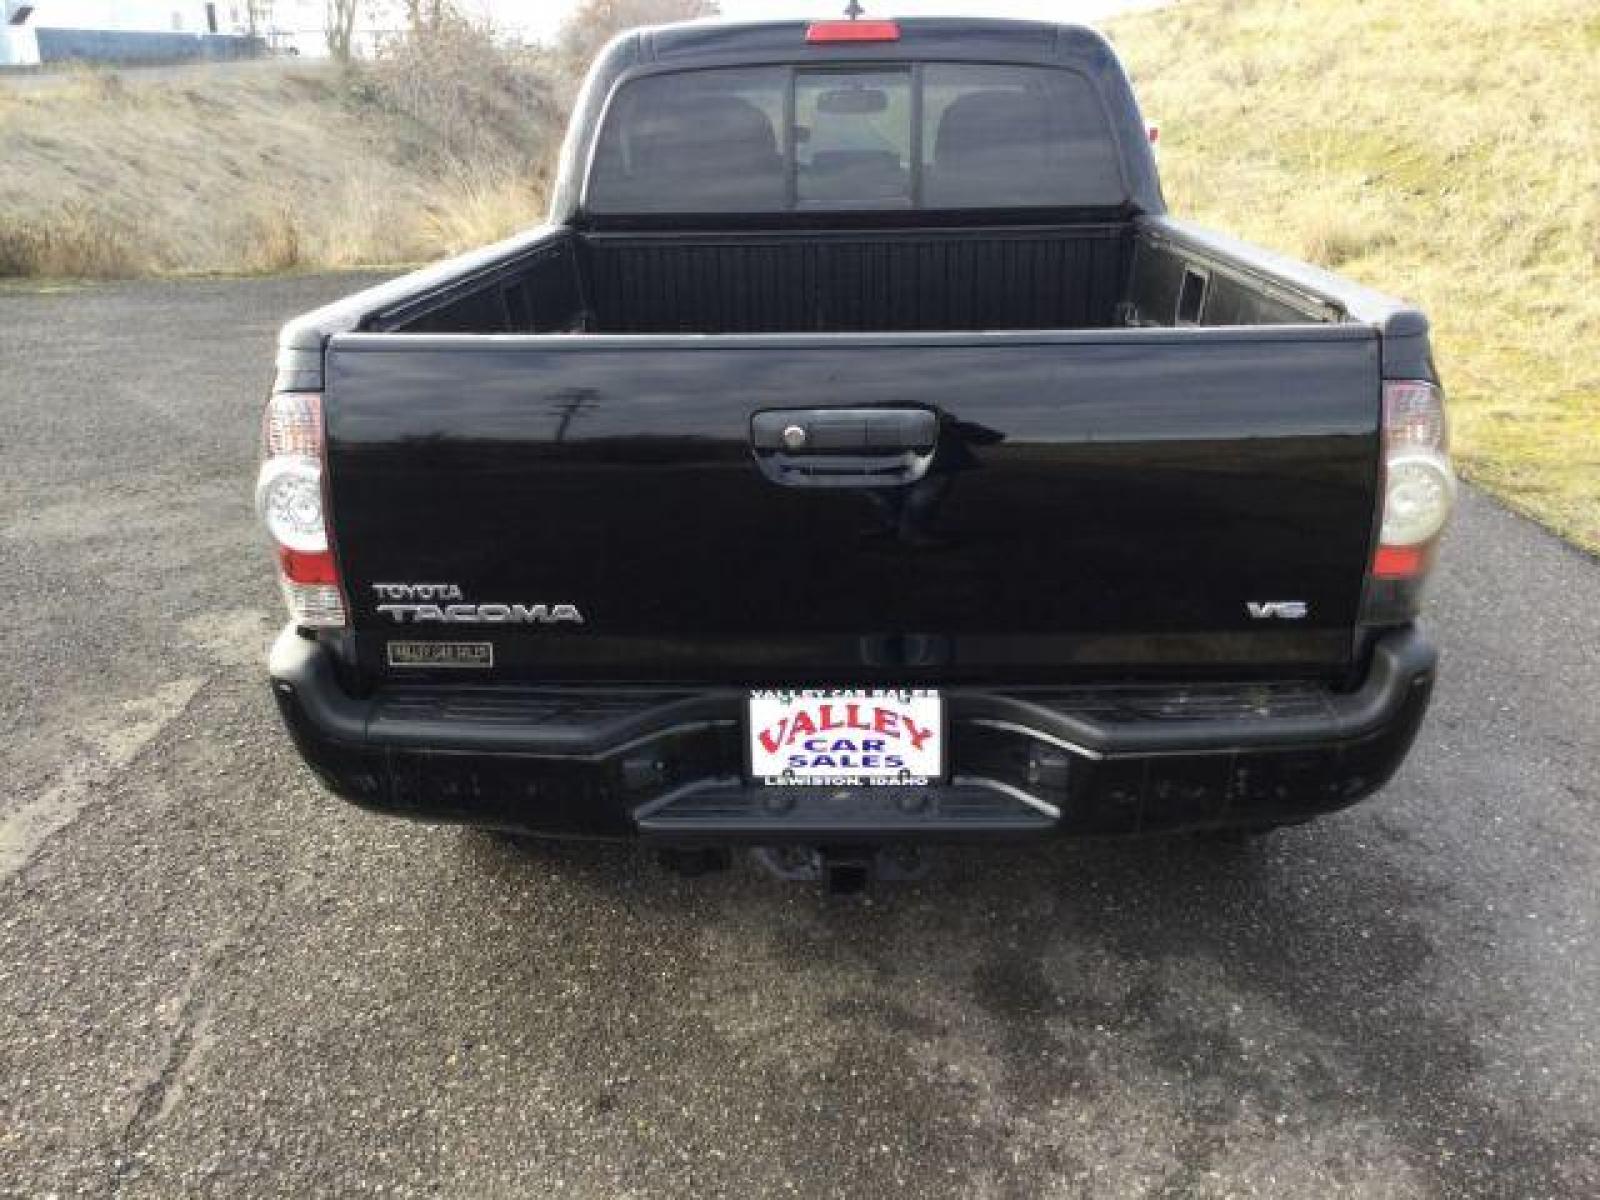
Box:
[372,583,583,625]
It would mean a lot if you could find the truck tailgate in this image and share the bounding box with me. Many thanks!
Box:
[323,327,1380,683]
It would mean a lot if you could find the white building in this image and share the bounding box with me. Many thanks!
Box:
[3,1,42,64]
[1,0,404,64]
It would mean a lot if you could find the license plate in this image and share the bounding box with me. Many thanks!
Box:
[747,689,943,786]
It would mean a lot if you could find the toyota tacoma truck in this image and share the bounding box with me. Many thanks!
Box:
[260,16,1454,881]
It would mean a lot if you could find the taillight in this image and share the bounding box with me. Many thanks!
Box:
[1378,381,1455,562]
[1363,380,1454,619]
[806,20,900,43]
[257,391,347,627]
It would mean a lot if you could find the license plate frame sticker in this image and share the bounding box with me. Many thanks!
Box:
[747,689,944,786]
[386,641,493,669]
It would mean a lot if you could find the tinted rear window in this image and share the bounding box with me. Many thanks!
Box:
[587,63,1125,214]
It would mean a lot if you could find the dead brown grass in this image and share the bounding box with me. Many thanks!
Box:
[417,161,554,257]
[0,2,712,281]
[1107,0,1600,554]
[0,49,557,280]
[0,205,147,278]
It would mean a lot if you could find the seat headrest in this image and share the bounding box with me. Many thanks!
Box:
[632,94,779,174]
[932,89,1053,173]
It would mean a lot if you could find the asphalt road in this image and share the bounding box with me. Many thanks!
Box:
[1,274,1597,1199]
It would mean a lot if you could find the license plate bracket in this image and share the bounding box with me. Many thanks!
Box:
[746,689,944,786]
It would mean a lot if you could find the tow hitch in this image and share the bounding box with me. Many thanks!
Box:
[751,844,932,893]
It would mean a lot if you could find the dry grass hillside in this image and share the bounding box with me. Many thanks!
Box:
[0,1,711,280]
[0,39,558,277]
[1106,0,1600,553]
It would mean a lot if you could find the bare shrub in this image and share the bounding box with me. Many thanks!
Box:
[245,204,304,274]
[341,14,572,245]
[327,0,361,61]
[360,18,559,170]
[419,160,551,255]
[554,0,719,80]
[0,225,37,277]
[0,208,146,279]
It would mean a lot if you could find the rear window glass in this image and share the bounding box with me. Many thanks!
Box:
[920,64,1122,207]
[588,67,786,213]
[795,69,912,209]
[587,63,1125,214]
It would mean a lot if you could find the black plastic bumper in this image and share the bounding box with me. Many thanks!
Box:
[269,627,1437,841]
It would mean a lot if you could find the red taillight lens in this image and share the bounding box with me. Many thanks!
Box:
[806,20,900,43]
[277,545,340,585]
[257,391,346,628]
[1372,543,1426,580]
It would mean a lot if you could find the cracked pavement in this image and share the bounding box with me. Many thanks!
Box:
[1,274,1598,1197]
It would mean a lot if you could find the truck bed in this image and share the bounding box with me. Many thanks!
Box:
[331,218,1348,341]
[263,213,1431,687]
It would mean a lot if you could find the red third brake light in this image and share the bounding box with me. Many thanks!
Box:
[806,20,900,43]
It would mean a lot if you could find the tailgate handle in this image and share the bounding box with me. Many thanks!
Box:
[751,408,938,488]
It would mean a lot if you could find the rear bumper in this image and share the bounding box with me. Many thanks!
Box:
[269,627,1437,841]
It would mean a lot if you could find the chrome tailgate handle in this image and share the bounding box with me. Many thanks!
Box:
[751,408,937,453]
[751,408,938,487]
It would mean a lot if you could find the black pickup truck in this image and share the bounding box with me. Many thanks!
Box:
[260,16,1454,877]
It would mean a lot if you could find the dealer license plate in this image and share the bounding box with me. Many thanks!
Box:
[747,689,944,786]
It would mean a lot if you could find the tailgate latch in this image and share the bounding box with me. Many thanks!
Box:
[751,407,938,488]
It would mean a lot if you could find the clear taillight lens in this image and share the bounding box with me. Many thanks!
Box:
[257,392,346,628]
[263,389,323,457]
[278,579,346,627]
[1378,381,1455,558]
[1380,454,1455,546]
[1383,380,1449,451]
[258,459,327,553]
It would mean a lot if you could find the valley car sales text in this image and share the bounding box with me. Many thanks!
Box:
[751,690,940,783]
